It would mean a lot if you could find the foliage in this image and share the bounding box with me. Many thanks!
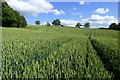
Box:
[61,25,64,27]
[46,22,51,26]
[35,20,40,25]
[52,19,61,26]
[0,3,2,26]
[109,23,117,29]
[84,22,90,28]
[109,23,120,30]
[2,2,27,27]
[75,22,81,28]
[117,23,120,30]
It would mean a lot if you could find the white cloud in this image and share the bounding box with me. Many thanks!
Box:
[60,19,80,27]
[79,0,85,5]
[60,14,118,28]
[51,9,65,15]
[79,1,90,5]
[89,14,117,24]
[41,22,53,26]
[41,22,47,25]
[88,14,118,28]
[95,8,109,14]
[60,19,86,27]
[6,0,65,16]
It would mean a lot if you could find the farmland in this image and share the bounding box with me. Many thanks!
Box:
[1,26,119,79]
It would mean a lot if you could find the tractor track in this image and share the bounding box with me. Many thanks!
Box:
[89,30,120,80]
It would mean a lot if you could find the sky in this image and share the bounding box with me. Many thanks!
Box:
[5,0,119,28]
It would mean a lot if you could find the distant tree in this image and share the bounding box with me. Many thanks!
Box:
[117,23,120,30]
[35,20,40,25]
[75,22,81,28]
[0,3,1,26]
[52,19,61,26]
[47,22,51,26]
[84,22,90,28]
[109,23,117,30]
[61,25,64,27]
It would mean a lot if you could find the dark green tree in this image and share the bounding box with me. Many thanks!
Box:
[19,15,27,27]
[75,22,81,28]
[84,22,90,28]
[35,20,40,25]
[117,23,120,30]
[2,2,16,27]
[2,2,27,27]
[0,3,2,26]
[47,22,51,26]
[52,19,61,26]
[13,11,27,27]
[109,23,117,30]
[61,25,64,27]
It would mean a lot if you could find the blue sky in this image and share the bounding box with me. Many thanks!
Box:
[6,0,118,28]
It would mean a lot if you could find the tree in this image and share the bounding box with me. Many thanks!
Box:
[47,22,51,26]
[52,19,61,26]
[2,2,27,27]
[0,3,2,26]
[61,25,64,27]
[12,11,27,27]
[35,20,40,25]
[109,23,117,30]
[75,22,81,28]
[2,2,16,27]
[84,22,90,28]
[117,23,120,30]
[19,15,27,27]
[108,23,120,30]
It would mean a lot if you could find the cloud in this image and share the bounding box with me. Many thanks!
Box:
[89,14,117,24]
[60,14,118,28]
[60,19,86,27]
[41,22,47,25]
[95,8,110,14]
[51,9,65,15]
[88,14,118,28]
[60,19,80,27]
[79,0,85,5]
[79,0,90,5]
[6,0,65,16]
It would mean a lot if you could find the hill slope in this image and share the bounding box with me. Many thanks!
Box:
[2,26,119,79]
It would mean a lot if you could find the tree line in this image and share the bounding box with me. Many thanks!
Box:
[35,19,62,27]
[1,2,27,27]
[75,22,90,28]
[109,23,120,31]
[0,2,2,26]
[35,19,90,28]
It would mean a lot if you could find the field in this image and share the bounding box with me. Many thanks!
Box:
[1,26,119,79]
